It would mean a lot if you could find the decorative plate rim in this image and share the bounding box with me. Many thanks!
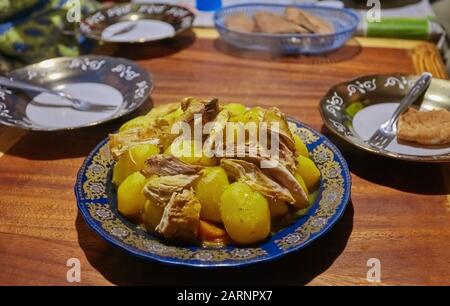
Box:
[74,118,352,268]
[0,55,153,132]
[319,73,450,163]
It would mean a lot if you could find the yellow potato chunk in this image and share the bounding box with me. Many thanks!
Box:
[229,107,264,123]
[112,144,160,186]
[144,199,165,232]
[194,167,229,222]
[294,172,309,198]
[165,139,217,166]
[112,157,128,187]
[267,198,289,218]
[119,116,153,132]
[295,156,321,191]
[293,134,309,157]
[220,182,271,244]
[161,107,183,125]
[117,172,147,218]
[223,103,246,118]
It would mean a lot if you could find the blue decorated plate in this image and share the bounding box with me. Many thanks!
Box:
[74,119,351,267]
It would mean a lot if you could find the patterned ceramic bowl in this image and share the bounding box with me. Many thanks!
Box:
[74,119,351,267]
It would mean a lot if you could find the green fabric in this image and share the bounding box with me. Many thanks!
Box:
[367,18,430,40]
[0,0,100,71]
[0,0,40,21]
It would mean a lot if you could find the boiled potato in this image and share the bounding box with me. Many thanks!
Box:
[294,172,309,197]
[161,107,183,124]
[118,172,147,218]
[230,107,265,123]
[119,116,153,132]
[144,199,165,232]
[112,144,160,186]
[220,182,271,244]
[145,103,178,118]
[165,139,217,166]
[223,103,246,118]
[112,157,128,187]
[267,198,289,218]
[295,156,321,191]
[194,167,229,222]
[293,134,309,157]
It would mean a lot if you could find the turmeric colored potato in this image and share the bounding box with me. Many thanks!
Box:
[119,116,153,132]
[165,139,217,166]
[220,182,271,244]
[293,134,309,157]
[161,107,183,125]
[295,156,320,191]
[294,172,309,198]
[223,103,247,118]
[144,199,165,232]
[112,144,160,186]
[194,167,229,223]
[267,198,289,218]
[117,172,147,218]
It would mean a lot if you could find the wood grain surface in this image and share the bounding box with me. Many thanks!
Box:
[0,33,449,285]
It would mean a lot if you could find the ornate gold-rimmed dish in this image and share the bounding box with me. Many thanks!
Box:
[319,74,450,162]
[80,3,194,44]
[0,55,152,131]
[74,118,351,267]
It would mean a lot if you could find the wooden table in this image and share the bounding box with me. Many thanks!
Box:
[0,30,449,286]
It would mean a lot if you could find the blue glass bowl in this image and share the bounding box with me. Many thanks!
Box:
[214,4,359,54]
[75,119,351,267]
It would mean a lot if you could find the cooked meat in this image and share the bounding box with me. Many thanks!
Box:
[259,158,309,208]
[203,109,229,156]
[221,159,295,203]
[284,7,333,34]
[147,102,180,118]
[180,97,220,125]
[278,140,297,173]
[109,120,169,160]
[226,13,255,32]
[254,11,308,34]
[156,189,201,244]
[221,143,308,208]
[109,98,220,160]
[143,174,199,206]
[397,107,450,145]
[142,154,202,177]
[263,107,296,152]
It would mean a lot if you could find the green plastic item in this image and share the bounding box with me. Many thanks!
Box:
[367,18,429,40]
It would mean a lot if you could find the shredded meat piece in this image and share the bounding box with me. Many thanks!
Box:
[156,189,201,244]
[143,174,199,206]
[142,154,202,177]
[221,159,295,203]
